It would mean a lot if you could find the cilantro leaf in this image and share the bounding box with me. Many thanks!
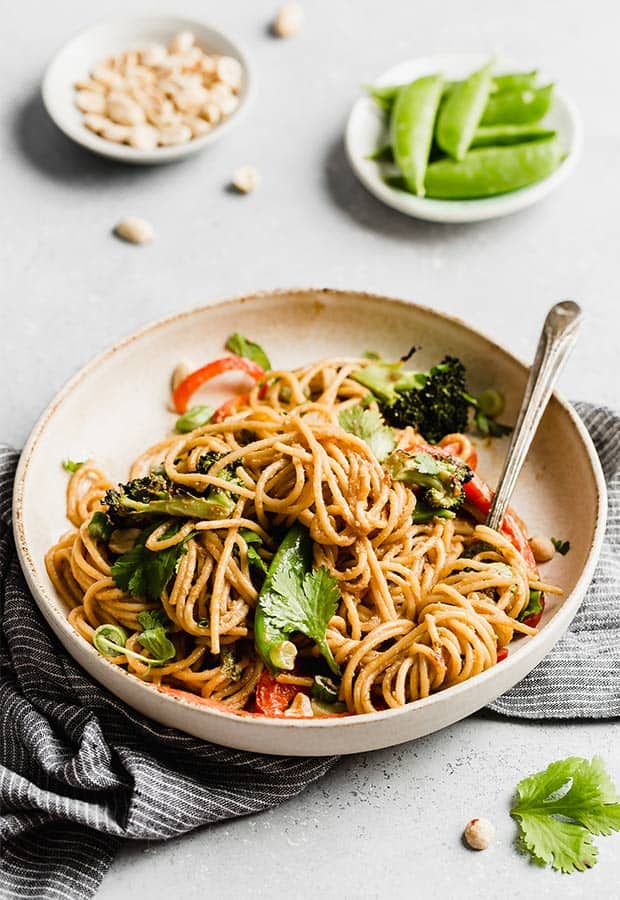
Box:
[136,609,175,663]
[62,459,84,473]
[511,756,620,873]
[338,405,396,461]
[111,526,191,600]
[518,589,543,622]
[88,510,113,542]
[225,332,271,370]
[551,537,571,556]
[239,528,268,575]
[263,564,340,674]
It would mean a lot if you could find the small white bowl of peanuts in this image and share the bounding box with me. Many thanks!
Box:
[42,15,253,164]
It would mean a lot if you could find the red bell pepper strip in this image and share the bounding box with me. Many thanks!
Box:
[172,356,265,414]
[254,671,301,717]
[521,608,543,629]
[461,473,536,568]
[213,393,250,422]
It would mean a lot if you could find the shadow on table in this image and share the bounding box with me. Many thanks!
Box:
[13,90,165,187]
[324,135,497,244]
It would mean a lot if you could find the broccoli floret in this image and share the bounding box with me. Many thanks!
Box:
[104,471,236,527]
[352,355,511,444]
[384,448,473,511]
[352,356,469,443]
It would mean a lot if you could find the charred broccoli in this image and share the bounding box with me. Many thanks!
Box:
[384,448,473,515]
[103,470,237,527]
[352,355,510,443]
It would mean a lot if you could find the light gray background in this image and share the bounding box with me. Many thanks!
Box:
[2,0,619,897]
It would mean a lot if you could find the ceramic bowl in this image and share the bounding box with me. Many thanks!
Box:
[41,15,253,165]
[13,289,606,755]
[345,54,582,223]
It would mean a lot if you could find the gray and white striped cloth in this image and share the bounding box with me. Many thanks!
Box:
[1,403,618,899]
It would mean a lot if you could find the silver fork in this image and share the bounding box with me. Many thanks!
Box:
[486,301,583,532]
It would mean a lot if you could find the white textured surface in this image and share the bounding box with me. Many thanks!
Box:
[2,0,619,896]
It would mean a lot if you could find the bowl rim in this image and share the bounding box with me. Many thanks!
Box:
[12,287,608,735]
[345,52,583,223]
[41,13,255,164]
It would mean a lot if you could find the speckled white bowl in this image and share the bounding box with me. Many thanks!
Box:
[346,54,582,223]
[13,290,606,755]
[42,15,254,165]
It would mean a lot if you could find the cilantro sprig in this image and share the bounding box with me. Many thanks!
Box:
[338,405,396,461]
[267,565,340,674]
[225,332,271,370]
[511,756,620,873]
[551,537,571,556]
[111,524,193,600]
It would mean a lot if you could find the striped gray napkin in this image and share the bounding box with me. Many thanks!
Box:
[1,403,618,900]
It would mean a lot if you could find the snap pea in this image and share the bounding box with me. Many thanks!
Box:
[390,74,444,196]
[492,70,538,93]
[424,136,563,199]
[471,124,556,147]
[436,61,494,160]
[365,83,400,111]
[366,143,394,162]
[481,84,553,125]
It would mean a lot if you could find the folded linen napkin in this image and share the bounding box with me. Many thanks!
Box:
[1,403,618,900]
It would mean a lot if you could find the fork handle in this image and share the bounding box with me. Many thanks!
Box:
[486,301,583,532]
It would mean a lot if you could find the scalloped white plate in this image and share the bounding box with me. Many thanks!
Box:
[346,54,582,223]
[13,289,605,755]
[42,15,254,165]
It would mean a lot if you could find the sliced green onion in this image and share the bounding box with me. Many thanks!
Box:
[311,675,340,704]
[476,389,505,418]
[93,624,128,656]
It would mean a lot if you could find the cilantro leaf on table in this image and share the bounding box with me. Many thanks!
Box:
[225,332,271,370]
[338,405,396,461]
[511,756,620,873]
[111,525,192,600]
[262,564,341,674]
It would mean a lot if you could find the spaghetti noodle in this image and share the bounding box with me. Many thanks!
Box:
[45,356,560,718]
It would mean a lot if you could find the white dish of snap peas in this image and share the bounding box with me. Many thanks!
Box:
[346,54,582,223]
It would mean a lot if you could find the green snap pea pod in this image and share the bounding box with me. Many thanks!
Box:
[471,124,556,147]
[492,70,538,93]
[367,79,458,114]
[365,83,401,111]
[254,523,312,672]
[481,84,554,125]
[366,143,394,162]
[436,61,494,160]
[390,74,444,196]
[424,136,563,199]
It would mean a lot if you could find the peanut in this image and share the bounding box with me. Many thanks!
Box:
[114,216,154,245]
[273,2,304,37]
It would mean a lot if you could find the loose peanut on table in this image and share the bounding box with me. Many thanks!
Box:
[74,32,244,150]
[463,818,495,850]
[232,165,260,193]
[273,2,304,37]
[114,217,154,245]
